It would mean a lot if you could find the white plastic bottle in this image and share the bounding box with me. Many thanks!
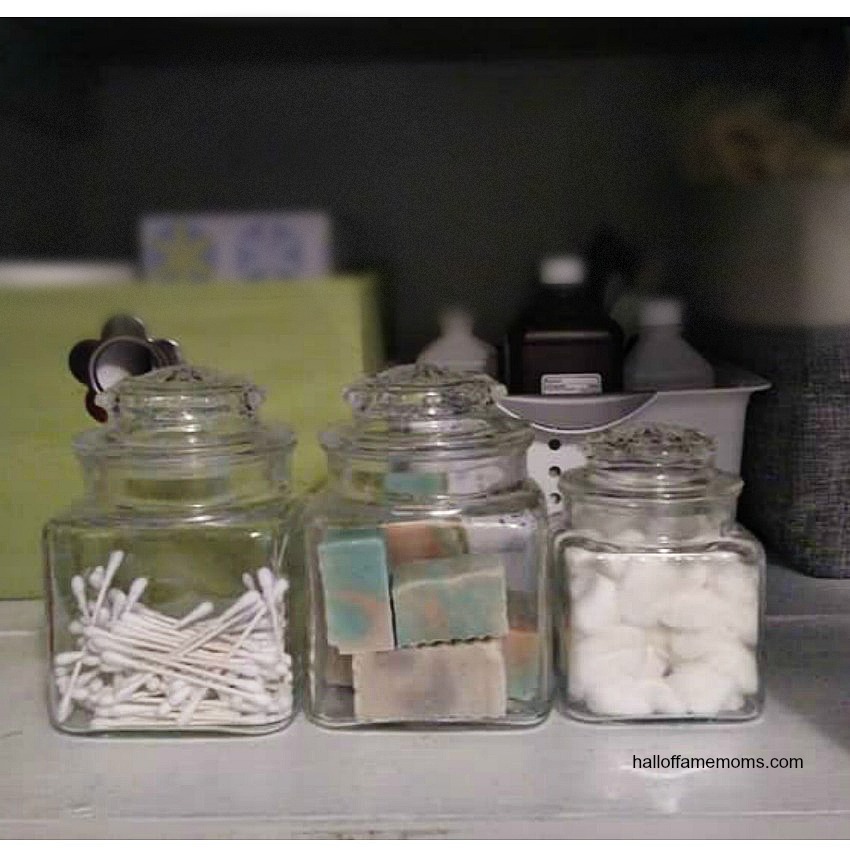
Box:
[417,308,498,377]
[623,297,714,391]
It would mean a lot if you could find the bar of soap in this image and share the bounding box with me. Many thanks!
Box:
[504,629,541,701]
[382,520,467,568]
[317,530,395,652]
[392,554,508,646]
[384,470,446,497]
[503,590,542,700]
[323,645,353,687]
[462,512,539,592]
[352,639,507,721]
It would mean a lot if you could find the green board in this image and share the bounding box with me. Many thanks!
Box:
[0,276,384,599]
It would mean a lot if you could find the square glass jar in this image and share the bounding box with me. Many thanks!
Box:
[303,365,552,728]
[554,423,765,723]
[44,366,300,735]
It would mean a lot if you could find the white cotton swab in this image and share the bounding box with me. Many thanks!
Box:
[58,550,123,724]
[170,591,262,658]
[122,577,148,617]
[177,687,208,726]
[176,601,214,630]
[88,565,105,590]
[257,568,284,653]
[91,550,124,624]
[107,589,127,622]
[55,565,291,730]
[98,649,272,707]
[70,576,89,622]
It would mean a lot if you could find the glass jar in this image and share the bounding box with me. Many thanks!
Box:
[554,423,765,723]
[44,365,299,734]
[303,364,551,728]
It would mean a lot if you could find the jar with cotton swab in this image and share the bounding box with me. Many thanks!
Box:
[43,365,299,734]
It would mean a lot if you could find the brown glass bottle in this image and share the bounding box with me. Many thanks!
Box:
[502,256,624,395]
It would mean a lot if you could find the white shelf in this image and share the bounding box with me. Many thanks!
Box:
[2,563,850,838]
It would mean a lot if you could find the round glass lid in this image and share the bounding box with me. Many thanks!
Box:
[75,365,295,458]
[561,422,741,500]
[321,363,533,457]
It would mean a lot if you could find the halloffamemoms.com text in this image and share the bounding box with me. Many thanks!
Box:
[633,755,803,769]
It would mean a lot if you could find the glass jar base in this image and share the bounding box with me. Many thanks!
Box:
[307,692,552,730]
[49,713,297,736]
[560,695,762,724]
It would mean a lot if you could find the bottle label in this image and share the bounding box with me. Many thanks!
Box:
[540,373,603,395]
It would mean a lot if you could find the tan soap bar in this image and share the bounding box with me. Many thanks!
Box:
[504,629,541,701]
[352,639,507,722]
[382,520,467,568]
[324,645,354,687]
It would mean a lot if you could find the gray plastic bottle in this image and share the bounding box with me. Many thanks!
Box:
[624,297,714,391]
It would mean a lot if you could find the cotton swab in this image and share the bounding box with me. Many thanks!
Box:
[52,560,292,731]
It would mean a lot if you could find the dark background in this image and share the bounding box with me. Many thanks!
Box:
[1,19,846,358]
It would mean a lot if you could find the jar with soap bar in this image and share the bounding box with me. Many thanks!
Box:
[43,365,298,734]
[554,422,765,722]
[303,363,551,728]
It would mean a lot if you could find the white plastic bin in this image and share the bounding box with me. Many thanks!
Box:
[497,364,769,513]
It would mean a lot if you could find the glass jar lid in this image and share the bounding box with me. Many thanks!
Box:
[560,422,742,501]
[74,365,295,460]
[321,363,533,458]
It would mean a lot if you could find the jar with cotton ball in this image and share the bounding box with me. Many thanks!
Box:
[43,365,299,734]
[554,422,765,722]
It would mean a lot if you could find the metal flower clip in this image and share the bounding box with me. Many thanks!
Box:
[68,315,184,421]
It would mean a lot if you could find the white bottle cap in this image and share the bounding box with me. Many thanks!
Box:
[640,297,683,327]
[439,308,475,335]
[540,255,586,286]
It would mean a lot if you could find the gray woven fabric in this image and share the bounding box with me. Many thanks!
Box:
[690,322,850,578]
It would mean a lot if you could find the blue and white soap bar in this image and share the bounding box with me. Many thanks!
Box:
[392,553,508,646]
[140,212,332,282]
[318,529,395,653]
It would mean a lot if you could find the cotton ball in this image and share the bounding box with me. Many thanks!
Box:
[618,557,683,627]
[669,629,733,661]
[659,587,731,631]
[566,544,629,584]
[571,572,620,634]
[644,644,669,678]
[720,690,746,712]
[593,551,633,582]
[569,626,647,700]
[570,625,668,706]
[711,557,759,605]
[704,641,759,694]
[565,547,597,600]
[724,599,759,646]
[642,679,687,715]
[666,661,739,715]
[567,665,587,700]
[645,626,671,658]
[584,676,653,717]
[669,630,758,694]
[577,625,648,657]
[678,557,709,590]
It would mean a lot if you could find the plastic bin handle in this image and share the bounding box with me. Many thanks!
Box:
[496,392,658,434]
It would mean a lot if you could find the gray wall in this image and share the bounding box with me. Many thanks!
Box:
[2,48,843,358]
[0,116,76,257]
